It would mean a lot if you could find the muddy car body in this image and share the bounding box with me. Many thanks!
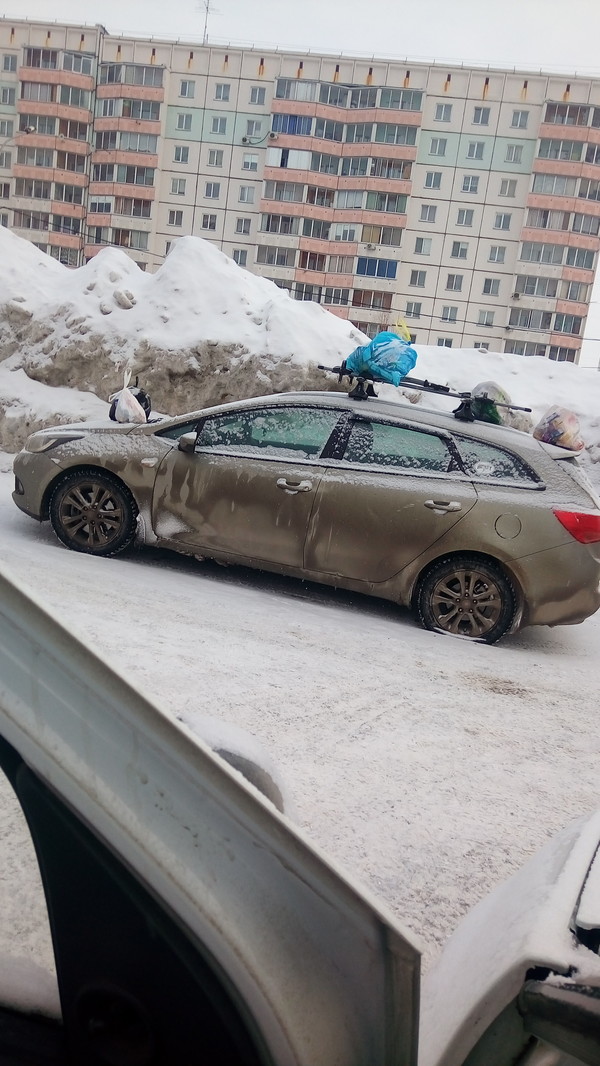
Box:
[12,390,600,642]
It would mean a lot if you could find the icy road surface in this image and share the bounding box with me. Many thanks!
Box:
[0,465,598,984]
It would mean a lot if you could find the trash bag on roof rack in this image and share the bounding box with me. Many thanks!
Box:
[344,330,418,387]
[470,381,513,425]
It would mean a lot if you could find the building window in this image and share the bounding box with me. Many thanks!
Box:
[437,338,453,347]
[239,185,255,203]
[299,250,327,271]
[176,113,192,131]
[208,148,223,166]
[174,145,189,164]
[356,257,397,279]
[0,87,15,105]
[442,306,458,322]
[467,141,484,160]
[414,236,432,255]
[246,119,262,137]
[425,171,442,189]
[405,301,421,318]
[429,137,447,156]
[505,144,523,165]
[242,152,258,171]
[205,182,220,198]
[0,119,12,137]
[509,308,553,330]
[446,274,463,291]
[435,103,452,121]
[250,85,265,105]
[168,209,183,226]
[2,53,16,72]
[457,208,473,226]
[553,313,583,335]
[201,214,216,230]
[180,80,195,98]
[235,217,251,234]
[483,278,500,296]
[451,241,468,259]
[462,175,479,193]
[211,117,227,135]
[511,110,529,129]
[499,178,517,197]
[420,204,437,223]
[494,212,511,230]
[410,269,426,287]
[215,83,230,100]
[489,245,505,263]
[473,106,490,125]
[303,217,331,239]
[328,254,354,272]
[233,249,247,267]
[321,287,348,306]
[336,189,364,209]
[171,178,186,195]
[478,310,495,326]
[539,138,583,162]
[548,346,576,362]
[474,342,489,350]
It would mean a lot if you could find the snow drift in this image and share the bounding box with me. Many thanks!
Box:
[1,226,600,486]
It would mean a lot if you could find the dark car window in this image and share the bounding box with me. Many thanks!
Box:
[155,419,203,441]
[196,407,343,460]
[454,436,541,485]
[342,419,454,473]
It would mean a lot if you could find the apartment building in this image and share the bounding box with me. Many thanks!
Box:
[1,18,599,362]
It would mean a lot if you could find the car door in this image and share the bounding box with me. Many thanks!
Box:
[151,404,344,569]
[304,414,478,583]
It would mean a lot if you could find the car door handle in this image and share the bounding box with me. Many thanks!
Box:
[424,499,462,513]
[276,478,313,495]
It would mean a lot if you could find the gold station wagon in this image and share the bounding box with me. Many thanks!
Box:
[12,390,600,643]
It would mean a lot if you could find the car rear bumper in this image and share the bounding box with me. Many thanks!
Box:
[514,542,600,627]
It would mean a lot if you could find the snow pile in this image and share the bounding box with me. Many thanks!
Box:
[1,225,600,484]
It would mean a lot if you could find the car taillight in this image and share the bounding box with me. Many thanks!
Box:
[553,509,600,544]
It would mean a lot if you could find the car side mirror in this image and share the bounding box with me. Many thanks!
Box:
[177,432,197,454]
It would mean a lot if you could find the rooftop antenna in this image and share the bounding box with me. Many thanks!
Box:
[200,0,212,45]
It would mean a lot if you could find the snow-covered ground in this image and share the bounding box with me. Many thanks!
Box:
[1,460,600,989]
[1,229,600,1007]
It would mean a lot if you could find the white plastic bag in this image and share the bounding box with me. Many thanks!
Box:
[114,369,147,424]
[533,406,585,451]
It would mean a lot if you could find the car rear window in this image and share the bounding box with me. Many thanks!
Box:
[454,436,541,486]
[343,420,453,473]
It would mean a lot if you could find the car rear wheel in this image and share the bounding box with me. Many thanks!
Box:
[416,555,516,643]
[49,469,138,557]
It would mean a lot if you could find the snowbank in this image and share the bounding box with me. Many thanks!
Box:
[1,226,600,486]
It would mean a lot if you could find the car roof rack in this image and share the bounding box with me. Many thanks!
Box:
[317,364,531,423]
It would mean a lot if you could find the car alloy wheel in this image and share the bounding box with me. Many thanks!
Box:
[49,468,138,556]
[417,554,516,643]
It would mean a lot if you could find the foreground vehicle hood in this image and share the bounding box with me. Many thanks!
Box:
[420,809,600,1066]
[0,564,420,1066]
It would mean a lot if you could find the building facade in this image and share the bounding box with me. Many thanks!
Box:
[1,18,600,362]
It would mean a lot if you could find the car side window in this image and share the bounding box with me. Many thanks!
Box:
[156,419,202,441]
[454,436,541,485]
[343,419,454,473]
[196,407,342,460]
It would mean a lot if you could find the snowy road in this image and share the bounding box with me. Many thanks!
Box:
[1,461,599,980]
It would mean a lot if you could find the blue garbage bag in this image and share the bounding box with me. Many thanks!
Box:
[344,331,418,387]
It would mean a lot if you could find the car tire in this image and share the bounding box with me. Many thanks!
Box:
[416,554,516,644]
[49,469,138,557]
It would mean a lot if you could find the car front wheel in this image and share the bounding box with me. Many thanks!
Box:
[49,469,138,557]
[416,555,516,643]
